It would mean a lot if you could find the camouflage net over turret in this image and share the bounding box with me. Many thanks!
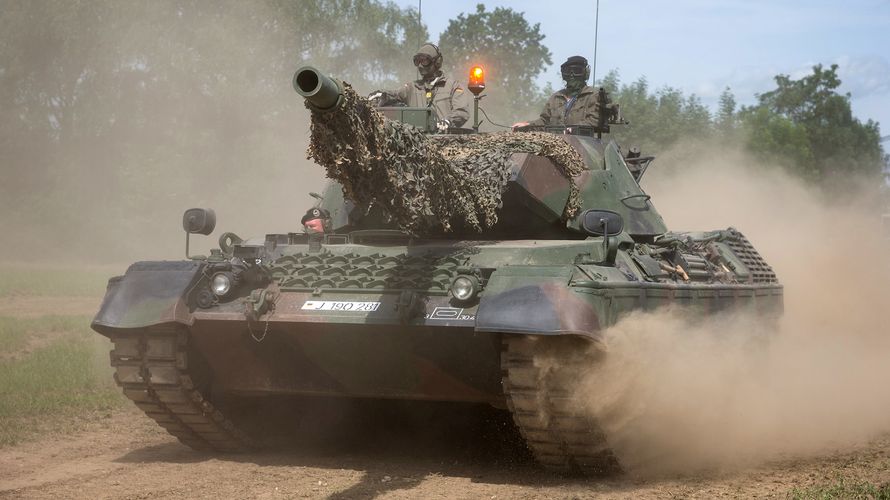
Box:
[306,82,586,233]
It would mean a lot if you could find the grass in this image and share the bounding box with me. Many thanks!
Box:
[0,315,94,352]
[788,477,890,499]
[0,264,127,445]
[0,264,117,297]
[0,315,124,446]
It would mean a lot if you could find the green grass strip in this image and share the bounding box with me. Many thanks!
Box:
[0,317,123,446]
[0,315,93,353]
[788,477,890,499]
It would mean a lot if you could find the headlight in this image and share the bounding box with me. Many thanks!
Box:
[210,272,232,296]
[450,275,478,301]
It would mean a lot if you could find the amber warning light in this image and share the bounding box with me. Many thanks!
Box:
[468,65,485,95]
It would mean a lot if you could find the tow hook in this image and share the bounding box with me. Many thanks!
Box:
[397,290,422,324]
[245,287,276,321]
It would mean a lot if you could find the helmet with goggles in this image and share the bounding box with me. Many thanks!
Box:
[560,55,590,82]
[413,43,443,75]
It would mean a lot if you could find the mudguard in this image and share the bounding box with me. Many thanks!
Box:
[475,267,603,340]
[91,260,204,334]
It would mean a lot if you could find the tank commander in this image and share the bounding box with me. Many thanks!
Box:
[514,55,611,129]
[301,207,330,234]
[373,43,471,130]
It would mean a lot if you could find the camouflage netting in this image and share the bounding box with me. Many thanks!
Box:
[306,82,586,233]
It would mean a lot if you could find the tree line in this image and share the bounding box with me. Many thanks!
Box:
[0,1,886,261]
[602,65,888,195]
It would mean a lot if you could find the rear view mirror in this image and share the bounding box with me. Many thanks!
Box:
[183,208,216,235]
[580,209,623,236]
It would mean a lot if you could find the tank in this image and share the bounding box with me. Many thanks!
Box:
[92,66,783,475]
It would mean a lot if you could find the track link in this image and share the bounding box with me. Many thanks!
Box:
[109,325,256,452]
[501,335,620,476]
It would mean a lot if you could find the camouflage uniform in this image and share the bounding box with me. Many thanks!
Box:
[530,85,605,127]
[391,73,471,128]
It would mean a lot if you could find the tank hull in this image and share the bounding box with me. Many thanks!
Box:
[187,320,503,404]
[94,231,782,403]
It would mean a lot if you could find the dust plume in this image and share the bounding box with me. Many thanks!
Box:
[0,1,422,265]
[577,144,890,476]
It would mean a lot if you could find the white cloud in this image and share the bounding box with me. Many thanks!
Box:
[835,55,890,98]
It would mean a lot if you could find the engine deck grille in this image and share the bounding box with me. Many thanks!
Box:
[726,229,779,283]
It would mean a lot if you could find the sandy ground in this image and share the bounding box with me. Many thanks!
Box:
[2,298,889,499]
[0,406,888,499]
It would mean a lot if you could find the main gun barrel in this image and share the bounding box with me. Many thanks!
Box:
[293,66,342,111]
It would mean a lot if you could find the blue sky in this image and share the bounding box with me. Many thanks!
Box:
[394,0,890,133]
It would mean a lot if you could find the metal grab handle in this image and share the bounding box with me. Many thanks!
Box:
[620,194,652,202]
[625,155,655,165]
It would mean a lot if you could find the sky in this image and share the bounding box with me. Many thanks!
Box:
[394,0,890,135]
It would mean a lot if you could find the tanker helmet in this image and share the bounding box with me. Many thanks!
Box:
[560,55,590,82]
[301,207,330,225]
[413,43,443,76]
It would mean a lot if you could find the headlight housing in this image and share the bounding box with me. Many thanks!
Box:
[210,272,232,297]
[450,275,479,302]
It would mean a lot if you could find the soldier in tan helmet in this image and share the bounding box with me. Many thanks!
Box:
[379,43,471,129]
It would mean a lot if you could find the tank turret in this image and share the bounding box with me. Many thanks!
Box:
[294,66,667,239]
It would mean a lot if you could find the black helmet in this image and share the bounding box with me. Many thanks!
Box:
[301,207,330,225]
[560,55,590,81]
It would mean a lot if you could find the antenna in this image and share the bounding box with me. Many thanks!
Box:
[593,0,600,85]
[418,0,423,49]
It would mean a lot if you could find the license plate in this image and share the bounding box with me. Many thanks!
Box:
[301,301,381,312]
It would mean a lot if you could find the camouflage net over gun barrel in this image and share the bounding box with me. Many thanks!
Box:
[306,82,585,233]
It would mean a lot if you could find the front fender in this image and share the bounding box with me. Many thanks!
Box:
[474,268,602,340]
[91,260,204,335]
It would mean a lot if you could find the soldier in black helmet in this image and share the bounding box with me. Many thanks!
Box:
[301,207,330,234]
[515,55,611,129]
[376,43,471,129]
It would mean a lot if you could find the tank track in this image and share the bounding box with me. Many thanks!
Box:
[501,335,620,475]
[108,324,256,452]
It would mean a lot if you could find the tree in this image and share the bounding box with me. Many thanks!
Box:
[439,4,552,126]
[598,65,887,195]
[281,0,427,92]
[0,0,428,260]
[716,87,737,139]
[599,71,713,154]
[740,64,886,188]
[738,106,815,177]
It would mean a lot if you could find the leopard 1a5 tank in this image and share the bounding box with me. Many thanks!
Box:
[92,66,783,475]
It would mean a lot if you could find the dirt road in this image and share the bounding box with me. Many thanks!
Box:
[1,406,888,499]
[2,295,888,498]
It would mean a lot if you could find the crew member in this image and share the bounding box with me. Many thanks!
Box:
[380,43,471,129]
[301,207,330,234]
[515,55,610,129]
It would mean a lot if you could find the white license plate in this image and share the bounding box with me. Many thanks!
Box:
[301,301,381,312]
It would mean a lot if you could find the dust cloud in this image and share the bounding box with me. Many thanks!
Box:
[578,144,890,476]
[0,2,338,265]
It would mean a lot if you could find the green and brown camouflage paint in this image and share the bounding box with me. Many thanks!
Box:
[91,67,782,459]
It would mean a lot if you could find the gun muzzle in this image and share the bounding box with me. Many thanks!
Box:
[293,66,343,111]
